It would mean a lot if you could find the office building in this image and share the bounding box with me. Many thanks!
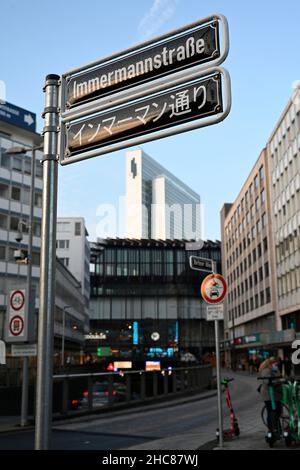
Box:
[87,238,221,362]
[267,84,300,334]
[56,217,90,318]
[220,149,279,363]
[125,149,201,240]
[0,102,88,358]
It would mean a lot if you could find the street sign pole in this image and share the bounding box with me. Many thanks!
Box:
[211,261,223,447]
[35,74,60,450]
[21,146,36,428]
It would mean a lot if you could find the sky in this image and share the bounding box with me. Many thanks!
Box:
[1,0,300,241]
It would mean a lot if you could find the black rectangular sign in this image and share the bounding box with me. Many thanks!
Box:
[189,256,213,272]
[66,21,220,109]
[64,72,222,160]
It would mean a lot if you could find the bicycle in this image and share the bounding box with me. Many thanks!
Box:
[258,376,287,448]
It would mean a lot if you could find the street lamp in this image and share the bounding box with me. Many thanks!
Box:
[61,306,71,368]
[5,144,42,427]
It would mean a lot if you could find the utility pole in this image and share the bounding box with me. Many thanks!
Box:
[35,74,60,450]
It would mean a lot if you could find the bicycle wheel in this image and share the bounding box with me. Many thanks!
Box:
[261,405,268,427]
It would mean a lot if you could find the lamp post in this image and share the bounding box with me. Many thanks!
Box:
[61,306,71,368]
[5,144,42,427]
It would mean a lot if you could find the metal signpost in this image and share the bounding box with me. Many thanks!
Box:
[201,268,228,448]
[36,13,231,449]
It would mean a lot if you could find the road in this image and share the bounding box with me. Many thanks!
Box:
[0,372,265,450]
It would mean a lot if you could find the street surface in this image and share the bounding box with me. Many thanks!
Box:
[0,372,298,450]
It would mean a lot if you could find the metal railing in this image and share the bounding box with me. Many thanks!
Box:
[52,365,212,417]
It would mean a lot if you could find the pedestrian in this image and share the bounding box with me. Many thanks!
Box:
[249,357,254,375]
[283,356,292,378]
[254,357,261,373]
[258,357,282,432]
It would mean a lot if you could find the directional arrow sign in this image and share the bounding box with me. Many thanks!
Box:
[24,113,34,127]
[189,256,213,272]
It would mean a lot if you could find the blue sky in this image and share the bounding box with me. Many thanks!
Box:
[1,0,300,240]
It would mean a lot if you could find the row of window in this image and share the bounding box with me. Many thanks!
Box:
[0,212,41,236]
[228,263,270,301]
[226,212,267,253]
[0,244,40,265]
[225,165,265,233]
[0,149,43,178]
[56,240,70,249]
[0,182,42,207]
[227,237,268,271]
[229,287,271,320]
[57,221,82,236]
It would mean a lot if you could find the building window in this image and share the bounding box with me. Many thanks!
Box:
[35,162,43,178]
[10,216,19,231]
[260,290,265,306]
[266,287,271,303]
[264,262,269,278]
[11,186,21,201]
[75,222,81,236]
[261,188,266,204]
[0,213,8,230]
[0,183,9,199]
[257,243,262,258]
[0,245,6,260]
[34,192,42,208]
[263,237,268,253]
[259,165,264,180]
[12,157,22,172]
[1,153,11,169]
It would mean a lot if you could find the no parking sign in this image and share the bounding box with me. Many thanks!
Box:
[5,288,35,343]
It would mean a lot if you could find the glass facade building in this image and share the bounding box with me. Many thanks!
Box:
[88,239,221,361]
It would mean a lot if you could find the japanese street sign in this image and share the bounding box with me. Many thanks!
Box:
[62,14,229,112]
[11,344,37,357]
[5,288,36,344]
[61,68,229,165]
[206,304,224,321]
[189,255,213,272]
[201,273,227,304]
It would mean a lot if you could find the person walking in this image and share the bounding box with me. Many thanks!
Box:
[258,357,282,432]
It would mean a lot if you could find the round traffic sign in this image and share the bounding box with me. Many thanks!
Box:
[201,273,227,304]
[9,315,24,336]
[10,290,25,311]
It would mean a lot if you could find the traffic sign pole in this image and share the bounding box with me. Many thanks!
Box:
[202,260,224,447]
[35,75,60,450]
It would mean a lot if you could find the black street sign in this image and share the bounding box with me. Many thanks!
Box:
[65,20,221,109]
[63,72,222,163]
[189,256,213,273]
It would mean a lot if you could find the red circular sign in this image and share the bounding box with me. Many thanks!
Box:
[10,290,25,311]
[9,315,24,336]
[201,274,227,304]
